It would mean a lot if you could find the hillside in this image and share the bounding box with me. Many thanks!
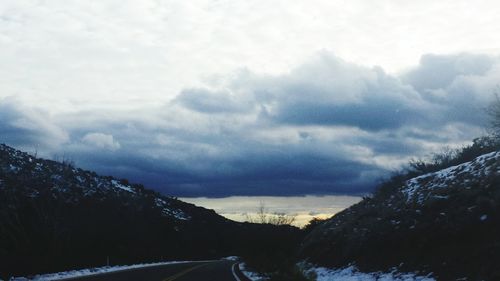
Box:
[299,150,500,280]
[0,144,302,279]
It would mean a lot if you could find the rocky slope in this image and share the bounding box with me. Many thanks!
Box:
[299,150,500,280]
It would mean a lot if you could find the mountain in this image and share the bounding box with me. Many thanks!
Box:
[0,144,302,279]
[299,150,500,280]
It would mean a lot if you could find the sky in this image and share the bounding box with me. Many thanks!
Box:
[182,195,362,227]
[1,0,500,197]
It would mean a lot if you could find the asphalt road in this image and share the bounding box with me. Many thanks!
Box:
[62,260,248,281]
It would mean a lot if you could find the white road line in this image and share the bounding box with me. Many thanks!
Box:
[231,263,242,281]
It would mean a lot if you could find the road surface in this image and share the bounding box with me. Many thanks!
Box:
[62,260,250,281]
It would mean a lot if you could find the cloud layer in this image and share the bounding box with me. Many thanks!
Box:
[1,52,499,197]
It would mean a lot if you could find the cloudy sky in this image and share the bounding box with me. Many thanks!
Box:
[1,0,500,197]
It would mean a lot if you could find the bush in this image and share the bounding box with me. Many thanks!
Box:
[302,217,326,234]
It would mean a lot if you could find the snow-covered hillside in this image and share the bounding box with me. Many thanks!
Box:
[300,150,500,280]
[402,151,500,204]
[0,144,190,221]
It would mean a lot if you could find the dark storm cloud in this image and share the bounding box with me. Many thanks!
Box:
[0,98,68,149]
[268,100,418,131]
[264,62,429,131]
[52,115,384,197]
[2,52,500,197]
[177,52,498,131]
[179,53,432,131]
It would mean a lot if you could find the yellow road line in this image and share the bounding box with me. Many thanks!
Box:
[162,263,211,281]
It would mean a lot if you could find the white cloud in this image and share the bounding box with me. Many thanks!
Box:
[82,132,121,151]
[1,0,500,112]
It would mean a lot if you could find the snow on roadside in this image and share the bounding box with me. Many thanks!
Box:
[303,265,435,281]
[235,262,435,281]
[238,263,268,281]
[10,261,194,281]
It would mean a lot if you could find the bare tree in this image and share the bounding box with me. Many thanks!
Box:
[487,91,500,136]
[245,202,296,226]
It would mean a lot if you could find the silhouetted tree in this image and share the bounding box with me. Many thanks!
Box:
[488,92,500,136]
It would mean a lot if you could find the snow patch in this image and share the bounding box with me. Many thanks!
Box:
[166,208,190,221]
[304,265,435,281]
[154,198,190,220]
[11,261,193,281]
[111,180,135,193]
[239,263,268,281]
[9,164,19,173]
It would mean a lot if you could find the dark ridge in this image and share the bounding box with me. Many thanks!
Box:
[0,144,302,279]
